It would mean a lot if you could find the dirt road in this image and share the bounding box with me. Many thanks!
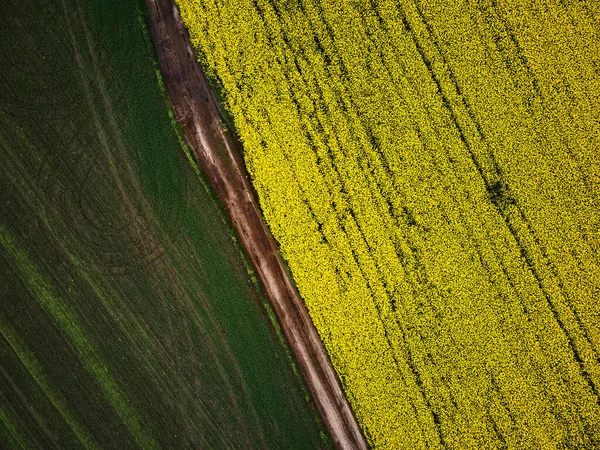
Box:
[144,1,368,448]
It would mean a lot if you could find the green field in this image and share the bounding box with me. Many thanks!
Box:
[177,0,600,448]
[0,0,329,448]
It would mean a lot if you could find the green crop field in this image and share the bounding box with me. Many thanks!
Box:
[177,0,600,448]
[0,0,328,448]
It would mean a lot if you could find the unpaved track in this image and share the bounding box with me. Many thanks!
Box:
[145,1,368,448]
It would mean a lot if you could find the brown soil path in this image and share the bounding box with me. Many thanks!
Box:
[144,0,368,448]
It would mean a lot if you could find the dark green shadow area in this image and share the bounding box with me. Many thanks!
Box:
[0,0,329,448]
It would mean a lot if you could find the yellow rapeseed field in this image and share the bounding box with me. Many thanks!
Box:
[176,0,600,447]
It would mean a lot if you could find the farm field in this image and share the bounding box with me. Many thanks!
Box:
[0,0,329,448]
[176,0,600,448]
[144,0,366,446]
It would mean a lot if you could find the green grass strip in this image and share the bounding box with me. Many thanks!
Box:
[0,316,96,450]
[0,224,158,450]
[0,405,30,450]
